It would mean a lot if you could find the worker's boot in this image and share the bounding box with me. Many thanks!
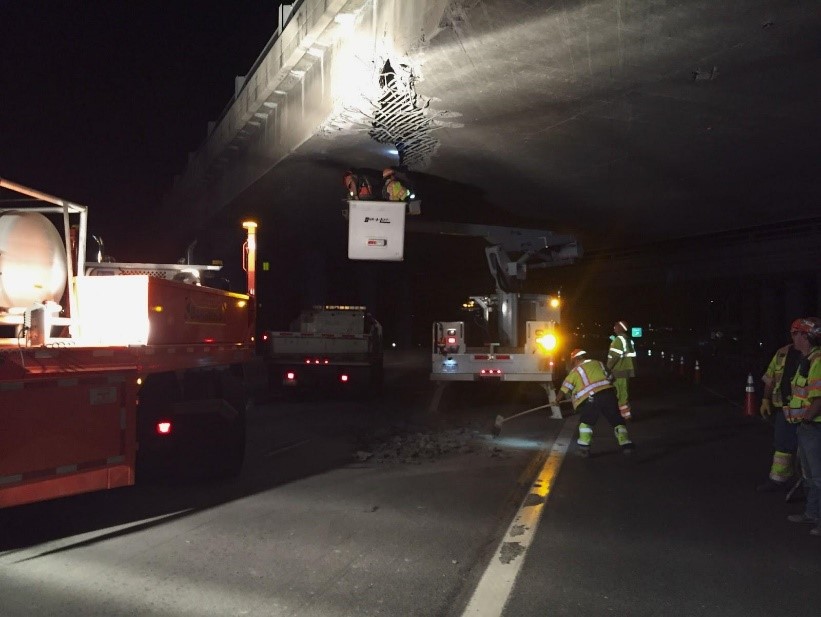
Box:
[576,422,592,457]
[614,425,635,455]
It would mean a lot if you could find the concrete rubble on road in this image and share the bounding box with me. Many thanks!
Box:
[355,426,511,464]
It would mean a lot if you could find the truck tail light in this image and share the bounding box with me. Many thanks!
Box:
[340,374,349,383]
[443,328,460,353]
[156,421,173,436]
[286,371,296,381]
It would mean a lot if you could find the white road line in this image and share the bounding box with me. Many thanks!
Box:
[461,416,579,617]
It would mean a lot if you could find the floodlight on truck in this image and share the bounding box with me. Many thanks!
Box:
[536,331,558,352]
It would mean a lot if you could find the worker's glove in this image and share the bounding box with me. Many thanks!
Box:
[759,399,772,418]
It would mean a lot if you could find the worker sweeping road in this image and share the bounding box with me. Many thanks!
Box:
[556,349,635,457]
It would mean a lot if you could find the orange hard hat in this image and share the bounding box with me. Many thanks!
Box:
[382,167,395,178]
[791,318,815,334]
[570,348,587,360]
[792,317,821,336]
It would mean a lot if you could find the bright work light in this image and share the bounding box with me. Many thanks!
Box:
[536,332,558,352]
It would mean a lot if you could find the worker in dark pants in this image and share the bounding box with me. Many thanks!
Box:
[784,317,821,536]
[556,348,635,457]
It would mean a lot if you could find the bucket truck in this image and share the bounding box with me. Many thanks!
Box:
[406,221,582,416]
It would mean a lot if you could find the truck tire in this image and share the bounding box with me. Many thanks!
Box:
[136,372,182,482]
[180,367,247,480]
[213,367,247,479]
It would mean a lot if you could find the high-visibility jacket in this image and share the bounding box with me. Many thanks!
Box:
[384,178,410,201]
[785,347,821,423]
[607,335,636,378]
[762,343,800,407]
[560,359,614,410]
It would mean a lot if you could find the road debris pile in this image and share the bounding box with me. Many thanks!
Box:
[355,425,509,464]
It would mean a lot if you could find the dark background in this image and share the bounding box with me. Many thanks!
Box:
[1,1,283,260]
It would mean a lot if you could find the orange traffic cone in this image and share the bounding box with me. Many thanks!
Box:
[743,373,756,417]
[694,361,701,384]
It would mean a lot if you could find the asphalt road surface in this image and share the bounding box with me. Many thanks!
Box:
[1,351,819,616]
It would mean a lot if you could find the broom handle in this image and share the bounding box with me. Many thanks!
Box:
[503,400,568,422]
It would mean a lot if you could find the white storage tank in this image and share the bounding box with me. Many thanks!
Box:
[0,212,67,310]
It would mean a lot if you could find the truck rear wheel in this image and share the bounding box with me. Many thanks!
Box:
[135,372,182,482]
[136,368,247,482]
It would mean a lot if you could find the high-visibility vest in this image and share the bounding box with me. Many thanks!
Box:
[785,347,821,423]
[560,359,614,410]
[762,344,795,407]
[385,179,410,201]
[607,335,636,378]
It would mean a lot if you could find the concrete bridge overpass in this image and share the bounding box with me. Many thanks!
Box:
[163,0,821,346]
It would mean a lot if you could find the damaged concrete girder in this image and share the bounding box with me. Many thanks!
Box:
[166,0,450,230]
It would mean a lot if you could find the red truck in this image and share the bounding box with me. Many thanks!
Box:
[0,178,258,508]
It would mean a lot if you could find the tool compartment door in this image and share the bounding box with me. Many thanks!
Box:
[0,372,137,507]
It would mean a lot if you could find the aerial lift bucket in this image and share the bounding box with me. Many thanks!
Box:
[346,199,420,261]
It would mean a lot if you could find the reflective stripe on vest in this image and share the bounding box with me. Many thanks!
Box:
[768,344,791,407]
[786,348,821,423]
[563,360,612,408]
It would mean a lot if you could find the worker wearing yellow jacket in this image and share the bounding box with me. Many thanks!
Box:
[557,349,635,457]
[784,317,821,536]
[381,167,412,201]
[607,321,637,420]
[758,328,802,492]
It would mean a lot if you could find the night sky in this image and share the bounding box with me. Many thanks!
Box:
[1,1,284,260]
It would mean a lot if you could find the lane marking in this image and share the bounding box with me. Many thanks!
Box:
[461,416,579,617]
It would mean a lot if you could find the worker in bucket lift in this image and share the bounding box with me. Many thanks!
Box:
[784,317,821,537]
[343,170,373,200]
[556,348,635,457]
[757,319,804,493]
[607,320,637,421]
[381,167,413,201]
